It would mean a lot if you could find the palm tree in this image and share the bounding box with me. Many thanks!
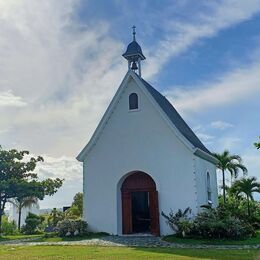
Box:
[230,177,260,216]
[213,150,247,203]
[9,197,38,230]
[254,137,260,149]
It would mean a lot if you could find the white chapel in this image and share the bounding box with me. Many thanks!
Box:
[77,27,218,236]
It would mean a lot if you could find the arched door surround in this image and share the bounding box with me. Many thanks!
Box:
[121,171,160,236]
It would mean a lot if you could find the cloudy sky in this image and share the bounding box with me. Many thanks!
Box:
[1,0,260,208]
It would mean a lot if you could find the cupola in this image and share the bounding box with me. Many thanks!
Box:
[122,26,146,76]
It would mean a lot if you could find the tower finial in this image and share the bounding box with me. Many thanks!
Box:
[132,25,136,41]
[123,26,145,76]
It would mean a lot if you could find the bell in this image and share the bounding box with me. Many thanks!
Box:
[131,61,138,71]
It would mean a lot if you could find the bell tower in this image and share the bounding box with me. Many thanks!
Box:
[122,26,146,77]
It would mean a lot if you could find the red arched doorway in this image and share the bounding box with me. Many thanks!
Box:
[121,171,160,236]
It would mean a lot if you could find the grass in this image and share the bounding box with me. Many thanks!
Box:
[0,232,108,243]
[163,230,260,245]
[1,231,260,245]
[36,232,108,242]
[0,245,258,259]
[0,234,42,242]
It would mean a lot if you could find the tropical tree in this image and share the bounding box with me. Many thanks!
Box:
[47,208,64,227]
[213,150,247,203]
[8,196,38,230]
[254,137,260,149]
[0,146,63,233]
[71,192,83,216]
[66,192,83,218]
[230,177,260,216]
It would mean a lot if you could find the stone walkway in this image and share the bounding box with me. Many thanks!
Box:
[0,235,259,250]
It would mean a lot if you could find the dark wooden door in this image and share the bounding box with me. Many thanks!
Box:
[121,171,160,236]
[149,190,160,236]
[122,191,132,234]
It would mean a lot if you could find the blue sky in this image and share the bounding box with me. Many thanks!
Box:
[0,0,260,207]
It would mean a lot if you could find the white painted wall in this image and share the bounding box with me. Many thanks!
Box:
[82,76,217,235]
[195,157,218,209]
[8,203,40,227]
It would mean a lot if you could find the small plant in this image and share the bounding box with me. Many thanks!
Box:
[47,208,64,227]
[43,232,58,238]
[1,216,18,235]
[161,207,192,237]
[56,219,88,237]
[21,213,44,234]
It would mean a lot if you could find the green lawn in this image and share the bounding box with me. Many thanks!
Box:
[0,246,258,259]
[0,232,108,243]
[0,234,42,242]
[163,230,260,245]
[36,232,108,242]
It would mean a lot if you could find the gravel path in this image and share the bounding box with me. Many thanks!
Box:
[0,235,259,249]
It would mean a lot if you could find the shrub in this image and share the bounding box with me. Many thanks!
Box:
[161,207,192,237]
[1,216,17,235]
[56,219,88,237]
[47,208,64,227]
[21,212,44,234]
[43,232,58,238]
[163,206,255,240]
[191,208,255,240]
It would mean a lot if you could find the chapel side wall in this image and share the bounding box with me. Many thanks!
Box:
[195,156,218,209]
[82,160,88,226]
[82,78,198,235]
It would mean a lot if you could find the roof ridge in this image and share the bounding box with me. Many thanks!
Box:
[136,75,210,154]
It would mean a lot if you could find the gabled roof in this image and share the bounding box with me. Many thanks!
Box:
[77,70,215,163]
[138,76,211,154]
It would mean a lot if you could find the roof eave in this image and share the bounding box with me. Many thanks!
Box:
[194,148,218,164]
[122,53,146,60]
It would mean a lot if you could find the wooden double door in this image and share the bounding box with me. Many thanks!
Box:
[121,172,160,236]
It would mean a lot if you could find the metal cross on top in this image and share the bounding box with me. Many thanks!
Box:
[132,25,136,41]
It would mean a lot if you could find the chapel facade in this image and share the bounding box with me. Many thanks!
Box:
[77,27,218,236]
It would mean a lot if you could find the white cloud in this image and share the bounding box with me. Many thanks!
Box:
[217,137,241,151]
[211,121,234,130]
[0,90,27,107]
[144,0,260,79]
[165,60,260,114]
[242,149,260,200]
[35,155,82,209]
[243,149,260,175]
[192,125,203,132]
[196,133,215,142]
[0,0,125,156]
[1,0,259,156]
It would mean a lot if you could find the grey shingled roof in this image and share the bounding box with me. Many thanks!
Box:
[122,40,146,60]
[138,76,210,154]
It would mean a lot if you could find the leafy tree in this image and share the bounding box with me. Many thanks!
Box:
[21,212,44,234]
[230,177,260,216]
[213,150,247,204]
[72,193,83,215]
[0,146,63,233]
[8,196,38,230]
[254,137,260,149]
[47,208,64,227]
[66,192,83,218]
